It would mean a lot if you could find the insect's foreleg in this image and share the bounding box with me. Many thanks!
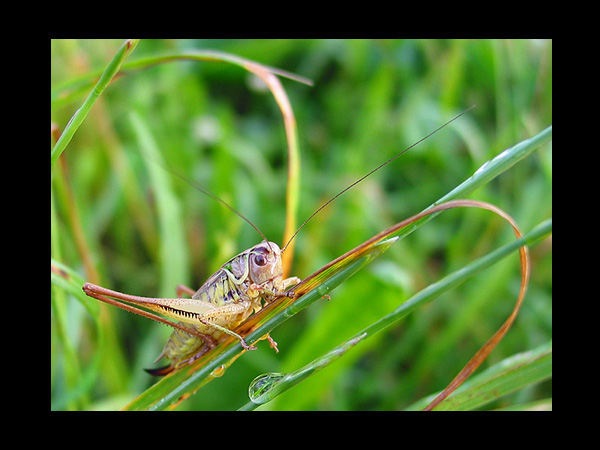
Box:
[282,276,301,289]
[282,276,301,297]
[249,276,302,298]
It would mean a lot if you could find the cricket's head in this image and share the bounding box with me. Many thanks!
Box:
[248,241,284,287]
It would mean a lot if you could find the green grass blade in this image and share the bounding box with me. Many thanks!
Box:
[51,184,83,409]
[129,112,190,296]
[240,333,368,409]
[439,125,552,202]
[51,39,139,167]
[404,340,552,411]
[394,125,552,242]
[51,49,313,105]
[51,258,100,317]
[51,258,105,410]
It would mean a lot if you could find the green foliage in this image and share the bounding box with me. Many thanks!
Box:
[51,39,552,410]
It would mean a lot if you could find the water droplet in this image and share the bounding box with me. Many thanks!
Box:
[210,364,227,378]
[248,372,286,404]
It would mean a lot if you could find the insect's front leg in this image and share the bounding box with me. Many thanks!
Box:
[282,276,301,290]
[249,276,302,298]
[282,276,301,297]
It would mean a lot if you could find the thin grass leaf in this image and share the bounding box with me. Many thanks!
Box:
[404,340,552,411]
[51,39,139,167]
[51,49,313,105]
[51,258,100,317]
[51,194,83,410]
[240,333,369,409]
[51,258,105,410]
[129,112,190,297]
[394,125,552,242]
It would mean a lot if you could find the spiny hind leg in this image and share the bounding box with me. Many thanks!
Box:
[175,285,220,350]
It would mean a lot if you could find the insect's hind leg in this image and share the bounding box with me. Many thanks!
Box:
[176,343,213,368]
[176,284,196,298]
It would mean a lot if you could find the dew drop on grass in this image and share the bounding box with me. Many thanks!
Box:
[210,364,227,378]
[248,373,286,404]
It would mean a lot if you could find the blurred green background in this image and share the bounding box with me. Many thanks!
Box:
[51,39,552,410]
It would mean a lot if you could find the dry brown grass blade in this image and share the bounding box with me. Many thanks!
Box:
[421,200,530,410]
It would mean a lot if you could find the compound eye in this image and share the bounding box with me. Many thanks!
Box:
[253,253,267,266]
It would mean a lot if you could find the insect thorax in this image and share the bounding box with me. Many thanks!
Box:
[193,267,248,307]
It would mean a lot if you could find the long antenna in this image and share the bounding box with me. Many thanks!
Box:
[150,159,273,250]
[281,105,475,253]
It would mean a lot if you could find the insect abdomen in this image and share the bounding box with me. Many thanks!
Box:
[154,322,221,371]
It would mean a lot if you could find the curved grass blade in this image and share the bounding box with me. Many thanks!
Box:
[395,125,552,243]
[51,49,313,105]
[405,340,552,411]
[51,258,100,317]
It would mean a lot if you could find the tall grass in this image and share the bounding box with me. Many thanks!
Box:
[51,39,552,410]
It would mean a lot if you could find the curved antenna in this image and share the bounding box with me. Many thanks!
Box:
[151,160,273,251]
[281,105,475,253]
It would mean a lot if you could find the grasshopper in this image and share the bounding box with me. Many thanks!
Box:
[83,108,472,376]
[83,241,299,375]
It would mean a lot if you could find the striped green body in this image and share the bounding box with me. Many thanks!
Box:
[150,241,299,373]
